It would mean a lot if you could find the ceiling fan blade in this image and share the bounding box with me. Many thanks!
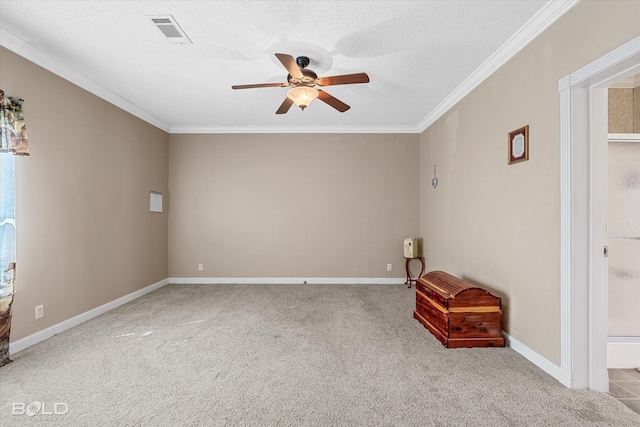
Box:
[276,97,294,114]
[232,83,287,89]
[316,73,370,86]
[275,53,303,79]
[317,90,350,112]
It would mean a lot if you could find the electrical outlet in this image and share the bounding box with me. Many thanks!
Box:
[387,264,392,272]
[198,264,203,271]
[35,305,44,319]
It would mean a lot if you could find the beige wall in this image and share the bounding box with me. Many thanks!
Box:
[419,0,640,364]
[3,0,639,368]
[635,86,640,132]
[609,85,640,133]
[0,47,169,341]
[169,133,419,279]
[609,88,634,133]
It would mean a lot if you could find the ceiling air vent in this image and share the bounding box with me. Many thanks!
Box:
[148,15,192,44]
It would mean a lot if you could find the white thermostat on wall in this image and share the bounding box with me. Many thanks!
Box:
[403,237,421,259]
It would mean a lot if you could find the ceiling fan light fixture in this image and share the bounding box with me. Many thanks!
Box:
[232,53,367,114]
[286,86,318,110]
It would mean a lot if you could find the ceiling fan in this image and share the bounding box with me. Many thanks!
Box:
[231,53,370,114]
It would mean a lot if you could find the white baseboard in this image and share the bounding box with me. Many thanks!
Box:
[607,337,640,368]
[10,278,169,355]
[10,277,577,388]
[169,277,406,285]
[504,332,572,388]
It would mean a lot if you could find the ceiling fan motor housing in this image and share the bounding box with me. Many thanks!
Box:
[296,56,310,69]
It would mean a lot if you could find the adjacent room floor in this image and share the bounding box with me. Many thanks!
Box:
[609,368,640,415]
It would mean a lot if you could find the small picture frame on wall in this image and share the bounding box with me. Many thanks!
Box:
[508,125,529,164]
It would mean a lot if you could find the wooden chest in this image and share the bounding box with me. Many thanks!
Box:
[413,271,505,348]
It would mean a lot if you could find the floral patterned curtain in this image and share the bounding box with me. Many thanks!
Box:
[0,89,28,366]
[1,90,30,156]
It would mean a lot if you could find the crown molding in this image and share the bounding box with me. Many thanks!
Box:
[2,1,579,135]
[0,26,418,135]
[0,26,171,132]
[416,0,580,133]
[169,125,420,134]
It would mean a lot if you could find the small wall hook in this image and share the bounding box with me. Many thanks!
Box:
[432,165,439,189]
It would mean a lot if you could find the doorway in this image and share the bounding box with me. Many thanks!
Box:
[559,35,640,391]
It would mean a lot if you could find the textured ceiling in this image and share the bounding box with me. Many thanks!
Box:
[0,1,570,133]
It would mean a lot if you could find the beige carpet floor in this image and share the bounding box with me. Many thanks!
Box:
[1,284,639,426]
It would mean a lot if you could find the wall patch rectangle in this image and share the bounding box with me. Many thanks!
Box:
[150,192,163,213]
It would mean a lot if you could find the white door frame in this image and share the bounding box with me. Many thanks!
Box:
[559,35,640,390]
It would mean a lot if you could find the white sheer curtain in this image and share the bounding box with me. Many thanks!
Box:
[0,89,28,366]
[0,153,15,291]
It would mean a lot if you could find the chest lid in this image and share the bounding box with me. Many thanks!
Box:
[418,271,502,310]
[419,271,474,298]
